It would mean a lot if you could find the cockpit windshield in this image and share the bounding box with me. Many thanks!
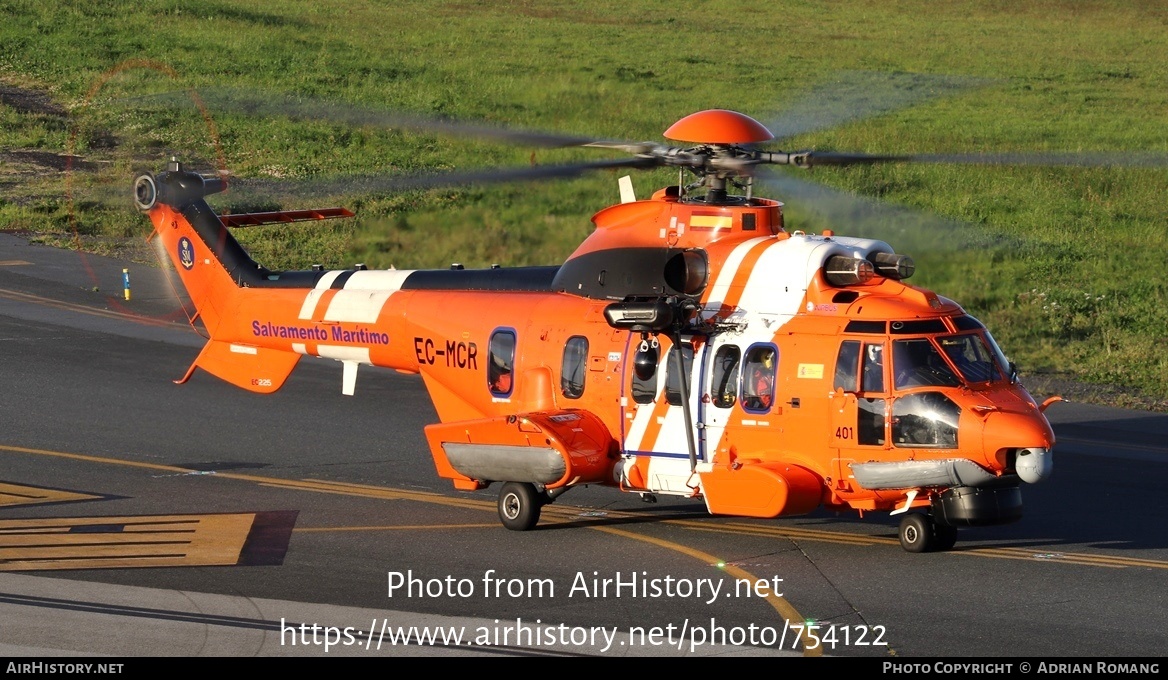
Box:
[893,338,961,389]
[849,316,1014,392]
[936,333,1003,383]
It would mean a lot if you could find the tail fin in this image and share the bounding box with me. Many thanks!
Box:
[135,161,350,393]
[136,162,241,336]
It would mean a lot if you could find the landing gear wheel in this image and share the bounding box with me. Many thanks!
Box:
[898,513,933,553]
[932,523,958,552]
[498,482,543,531]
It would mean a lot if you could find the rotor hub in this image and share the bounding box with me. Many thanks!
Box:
[663,110,774,145]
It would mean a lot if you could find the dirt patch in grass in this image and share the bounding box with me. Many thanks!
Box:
[0,83,67,117]
[1,149,97,172]
[23,232,165,267]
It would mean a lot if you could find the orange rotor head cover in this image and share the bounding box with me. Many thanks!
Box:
[663,110,775,144]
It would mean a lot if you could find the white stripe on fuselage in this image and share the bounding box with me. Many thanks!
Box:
[702,236,771,317]
[298,269,415,322]
[298,270,345,320]
[623,378,664,450]
[323,290,394,323]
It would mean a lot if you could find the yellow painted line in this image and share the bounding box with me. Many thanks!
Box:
[0,513,254,571]
[674,519,895,547]
[957,547,1157,569]
[586,524,820,657]
[0,482,100,508]
[696,520,1168,569]
[6,442,1168,572]
[0,444,194,473]
[953,548,1122,569]
[0,288,184,329]
[295,523,497,533]
[0,260,32,266]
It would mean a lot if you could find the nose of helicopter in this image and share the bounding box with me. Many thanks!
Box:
[1015,447,1053,484]
[981,409,1056,484]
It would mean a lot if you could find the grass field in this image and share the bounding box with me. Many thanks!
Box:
[1,0,1167,406]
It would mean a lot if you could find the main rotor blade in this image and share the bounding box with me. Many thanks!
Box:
[110,87,601,148]
[779,149,1168,169]
[222,157,658,203]
[899,151,1168,168]
[763,71,995,141]
[754,168,1010,253]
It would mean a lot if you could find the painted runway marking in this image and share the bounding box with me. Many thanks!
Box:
[0,481,101,509]
[295,523,497,532]
[4,442,1167,571]
[0,510,296,571]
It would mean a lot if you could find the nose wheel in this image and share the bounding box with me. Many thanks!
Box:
[898,513,958,553]
[497,482,545,531]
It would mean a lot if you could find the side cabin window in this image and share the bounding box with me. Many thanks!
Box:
[741,344,777,413]
[664,344,695,406]
[561,336,588,399]
[711,345,741,409]
[488,328,516,397]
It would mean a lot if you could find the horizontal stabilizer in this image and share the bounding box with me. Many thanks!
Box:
[219,207,354,228]
[184,339,301,394]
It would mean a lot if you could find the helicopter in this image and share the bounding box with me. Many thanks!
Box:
[129,105,1065,554]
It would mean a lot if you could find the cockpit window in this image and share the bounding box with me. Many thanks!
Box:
[890,319,947,334]
[834,341,860,392]
[861,343,885,393]
[844,320,885,334]
[952,315,986,331]
[937,333,1003,383]
[893,339,961,389]
[984,331,1013,378]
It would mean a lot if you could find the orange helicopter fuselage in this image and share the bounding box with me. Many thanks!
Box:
[146,181,1054,525]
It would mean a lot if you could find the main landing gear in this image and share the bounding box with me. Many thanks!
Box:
[898,512,958,553]
[496,481,569,531]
